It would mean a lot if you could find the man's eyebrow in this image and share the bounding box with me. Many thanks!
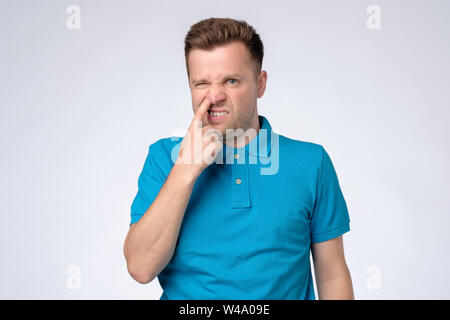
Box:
[191,74,243,84]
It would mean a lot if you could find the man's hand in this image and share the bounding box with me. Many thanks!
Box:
[175,96,223,179]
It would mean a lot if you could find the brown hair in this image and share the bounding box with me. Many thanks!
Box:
[184,17,264,81]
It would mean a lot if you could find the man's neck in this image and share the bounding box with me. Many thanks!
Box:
[223,115,261,149]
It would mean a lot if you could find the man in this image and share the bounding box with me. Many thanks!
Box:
[123,17,354,300]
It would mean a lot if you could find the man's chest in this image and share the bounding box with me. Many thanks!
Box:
[175,163,315,263]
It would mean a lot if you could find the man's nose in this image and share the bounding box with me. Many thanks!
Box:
[206,83,226,105]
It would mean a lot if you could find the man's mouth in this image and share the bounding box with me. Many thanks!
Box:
[207,109,229,121]
[208,110,228,117]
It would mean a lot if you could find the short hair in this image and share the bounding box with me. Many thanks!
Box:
[184,17,264,81]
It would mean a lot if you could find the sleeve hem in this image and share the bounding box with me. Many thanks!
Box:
[311,223,350,243]
[130,213,144,226]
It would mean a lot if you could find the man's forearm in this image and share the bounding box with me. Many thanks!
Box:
[316,267,354,300]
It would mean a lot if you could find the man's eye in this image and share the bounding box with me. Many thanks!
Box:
[195,83,207,87]
[227,79,238,85]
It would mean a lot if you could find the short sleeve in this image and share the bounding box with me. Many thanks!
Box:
[310,146,350,243]
[130,143,167,226]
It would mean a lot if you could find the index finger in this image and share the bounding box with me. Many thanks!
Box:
[193,96,212,125]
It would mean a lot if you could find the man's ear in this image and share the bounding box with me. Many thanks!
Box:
[257,70,268,98]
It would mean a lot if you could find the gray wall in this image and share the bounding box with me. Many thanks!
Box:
[1,0,449,299]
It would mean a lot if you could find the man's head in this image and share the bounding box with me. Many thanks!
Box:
[184,18,267,143]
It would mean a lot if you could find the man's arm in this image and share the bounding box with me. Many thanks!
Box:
[311,235,354,299]
[123,96,222,284]
[123,164,197,284]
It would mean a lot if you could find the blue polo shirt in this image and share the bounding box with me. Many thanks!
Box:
[130,115,350,300]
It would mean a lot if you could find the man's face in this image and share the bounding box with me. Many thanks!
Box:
[187,41,267,140]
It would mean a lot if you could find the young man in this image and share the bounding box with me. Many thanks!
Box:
[123,17,354,300]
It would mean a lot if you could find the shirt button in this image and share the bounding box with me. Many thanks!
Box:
[234,154,240,159]
[235,178,242,185]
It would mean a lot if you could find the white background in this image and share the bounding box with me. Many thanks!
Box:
[1,0,449,299]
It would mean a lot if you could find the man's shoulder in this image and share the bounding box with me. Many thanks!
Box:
[277,132,325,161]
[146,136,183,168]
[150,136,182,154]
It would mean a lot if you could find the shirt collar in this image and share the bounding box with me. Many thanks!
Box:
[220,115,273,163]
